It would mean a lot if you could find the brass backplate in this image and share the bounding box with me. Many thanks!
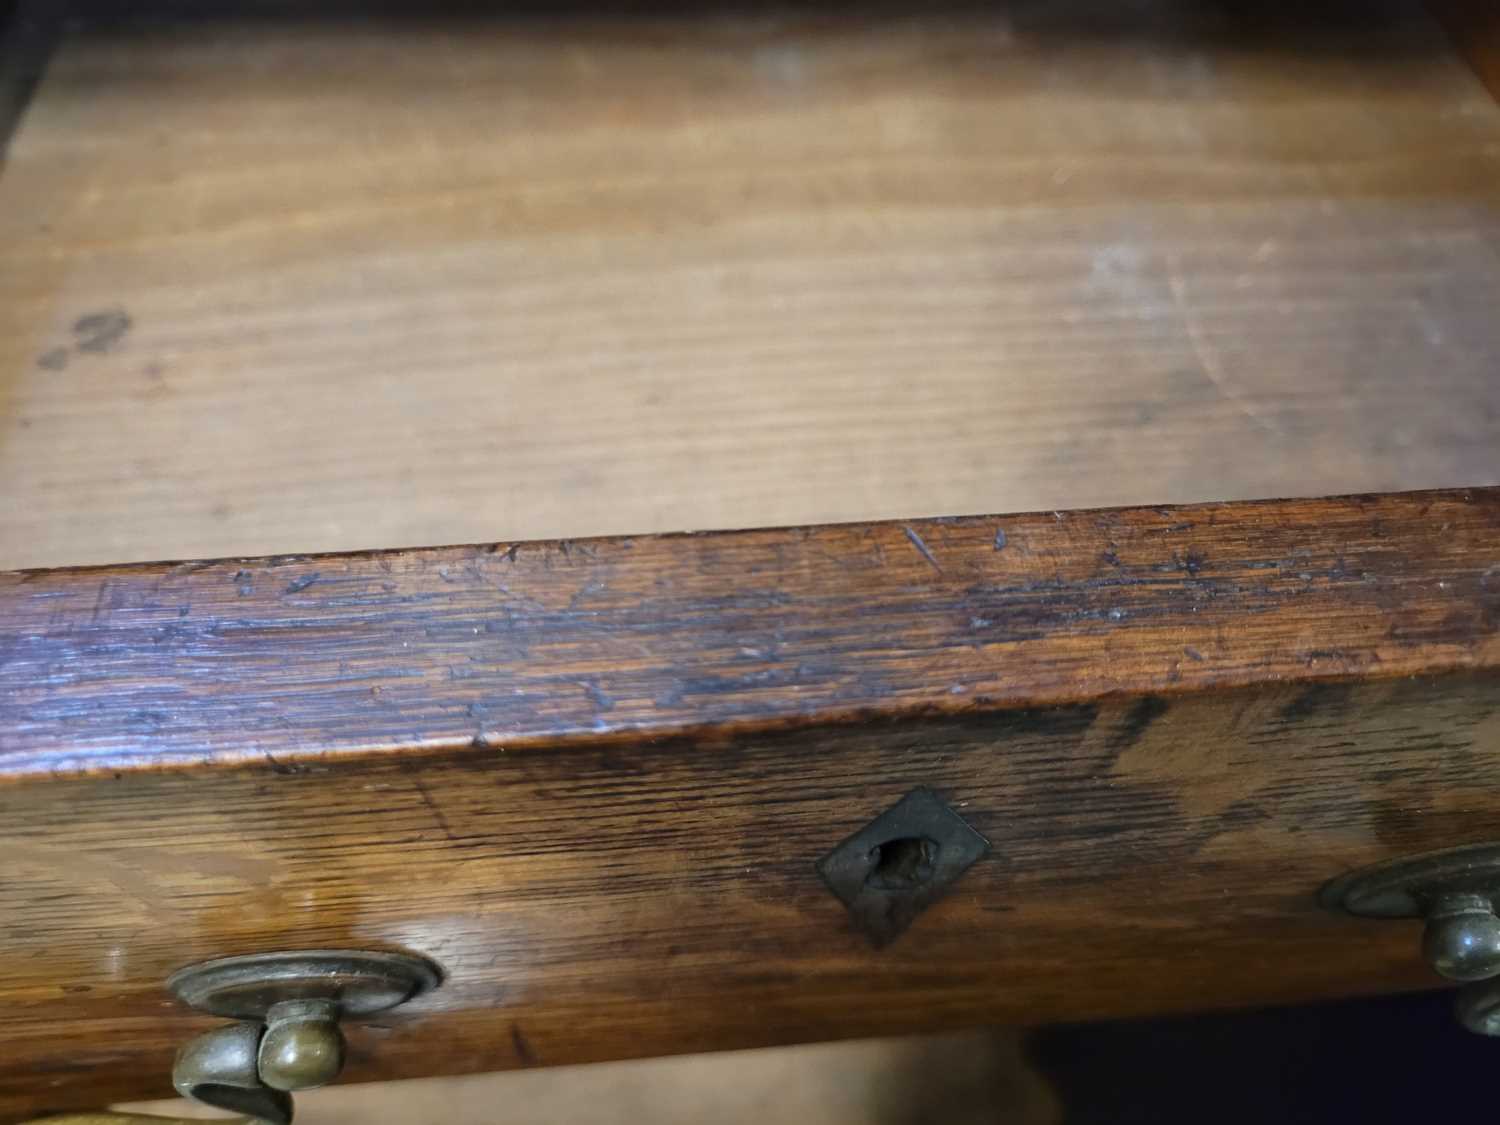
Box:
[167,950,441,1020]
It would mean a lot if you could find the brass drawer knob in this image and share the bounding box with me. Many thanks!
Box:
[257,999,346,1091]
[153,954,441,1125]
[1322,844,1500,1032]
[168,950,441,1123]
[1421,893,1500,982]
[24,950,439,1123]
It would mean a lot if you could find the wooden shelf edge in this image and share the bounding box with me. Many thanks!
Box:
[3,487,1497,778]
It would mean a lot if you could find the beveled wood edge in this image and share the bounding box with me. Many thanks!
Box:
[2,486,1498,780]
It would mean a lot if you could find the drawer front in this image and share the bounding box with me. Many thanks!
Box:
[2,488,1498,1118]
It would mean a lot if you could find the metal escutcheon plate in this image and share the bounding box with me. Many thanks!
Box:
[167,950,441,1020]
[1318,843,1500,919]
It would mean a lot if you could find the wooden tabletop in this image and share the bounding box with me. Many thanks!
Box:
[1,0,1498,569]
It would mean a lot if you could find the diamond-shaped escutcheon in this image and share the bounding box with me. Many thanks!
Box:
[816,787,990,948]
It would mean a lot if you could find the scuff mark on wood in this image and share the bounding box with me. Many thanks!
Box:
[903,526,944,574]
[285,572,321,594]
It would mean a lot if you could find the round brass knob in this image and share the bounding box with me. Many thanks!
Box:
[258,999,346,1091]
[1322,846,1500,1040]
[1422,894,1500,982]
[168,949,440,1120]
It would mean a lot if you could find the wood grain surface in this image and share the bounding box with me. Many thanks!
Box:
[4,1,1500,1117]
[4,488,1499,774]
[2,0,1499,570]
[1,489,1498,1118]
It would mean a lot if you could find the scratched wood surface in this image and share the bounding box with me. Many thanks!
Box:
[2,0,1500,570]
[1,489,1499,1118]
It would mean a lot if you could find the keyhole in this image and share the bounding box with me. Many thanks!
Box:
[865,836,939,890]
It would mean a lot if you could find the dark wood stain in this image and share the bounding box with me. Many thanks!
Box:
[0,489,1497,1116]
[1278,682,1357,724]
[1107,695,1171,753]
[510,1024,538,1067]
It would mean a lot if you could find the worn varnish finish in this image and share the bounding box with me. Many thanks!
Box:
[0,489,1498,1118]
[4,489,1499,774]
